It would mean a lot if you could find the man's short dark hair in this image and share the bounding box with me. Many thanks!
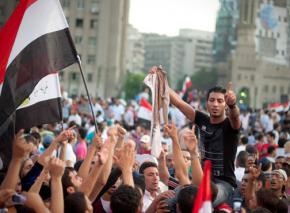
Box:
[133,175,146,194]
[64,192,88,213]
[110,185,142,213]
[251,207,272,213]
[267,145,276,155]
[62,167,76,197]
[177,185,198,213]
[266,131,275,139]
[236,151,248,168]
[246,144,258,155]
[241,136,248,145]
[78,127,87,140]
[206,86,226,100]
[256,189,279,213]
[139,162,158,174]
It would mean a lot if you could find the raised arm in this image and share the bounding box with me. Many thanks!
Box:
[225,82,241,130]
[78,140,109,197]
[77,134,101,180]
[164,124,190,185]
[0,130,34,190]
[157,150,170,185]
[48,157,65,213]
[183,125,203,186]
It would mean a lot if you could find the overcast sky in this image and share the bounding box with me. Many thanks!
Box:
[129,0,220,36]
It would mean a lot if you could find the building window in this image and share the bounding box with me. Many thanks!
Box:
[277,32,280,38]
[71,73,78,81]
[280,86,284,94]
[90,19,98,28]
[87,55,96,64]
[77,0,84,9]
[237,74,241,81]
[264,85,269,92]
[272,85,276,93]
[88,37,97,47]
[87,73,93,82]
[62,0,70,7]
[75,36,82,44]
[282,50,285,56]
[76,19,84,28]
[251,75,255,81]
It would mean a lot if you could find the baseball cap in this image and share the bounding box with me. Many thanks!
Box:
[43,135,54,148]
[140,135,150,144]
[272,169,288,181]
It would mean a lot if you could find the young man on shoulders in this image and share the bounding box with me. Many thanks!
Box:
[169,80,241,205]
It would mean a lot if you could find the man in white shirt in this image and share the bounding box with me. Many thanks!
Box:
[139,162,160,212]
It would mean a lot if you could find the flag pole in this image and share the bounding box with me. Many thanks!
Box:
[77,55,98,133]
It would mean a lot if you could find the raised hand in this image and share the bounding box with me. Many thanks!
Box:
[48,157,65,179]
[12,129,34,160]
[92,133,103,149]
[55,126,76,143]
[115,142,135,172]
[183,125,198,154]
[164,124,178,140]
[116,125,126,139]
[0,189,14,208]
[225,82,236,106]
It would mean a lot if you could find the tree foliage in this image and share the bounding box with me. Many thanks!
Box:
[190,68,218,90]
[123,72,146,100]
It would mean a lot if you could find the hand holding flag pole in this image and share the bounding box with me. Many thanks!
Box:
[76,55,98,133]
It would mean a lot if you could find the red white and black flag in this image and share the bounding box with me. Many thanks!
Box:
[0,0,78,132]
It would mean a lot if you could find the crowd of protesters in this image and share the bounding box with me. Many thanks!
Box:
[1,74,290,212]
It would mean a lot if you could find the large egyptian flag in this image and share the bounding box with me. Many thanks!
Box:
[192,160,212,213]
[0,0,78,133]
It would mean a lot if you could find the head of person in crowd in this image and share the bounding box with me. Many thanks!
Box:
[62,167,83,197]
[255,189,287,213]
[24,134,38,155]
[176,185,198,213]
[206,86,227,119]
[161,142,169,155]
[258,157,272,173]
[30,132,41,148]
[78,127,87,141]
[240,136,248,146]
[266,131,275,145]
[110,185,143,213]
[139,162,159,195]
[166,153,174,170]
[236,150,248,168]
[246,145,259,162]
[64,192,92,213]
[182,150,191,169]
[270,169,287,197]
[240,170,266,197]
[20,158,34,178]
[255,134,264,144]
[267,145,276,159]
[139,135,151,153]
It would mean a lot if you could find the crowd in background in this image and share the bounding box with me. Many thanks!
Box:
[0,86,290,213]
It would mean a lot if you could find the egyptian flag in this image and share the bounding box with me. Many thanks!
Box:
[137,98,152,130]
[181,76,192,100]
[0,0,78,133]
[192,160,212,213]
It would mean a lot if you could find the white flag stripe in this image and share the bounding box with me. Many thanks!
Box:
[198,201,212,213]
[7,0,68,68]
[17,73,61,110]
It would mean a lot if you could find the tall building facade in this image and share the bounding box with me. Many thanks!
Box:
[125,25,145,73]
[143,33,188,89]
[1,0,129,98]
[60,0,129,98]
[218,0,290,108]
[143,30,214,89]
[213,0,240,63]
[179,29,214,74]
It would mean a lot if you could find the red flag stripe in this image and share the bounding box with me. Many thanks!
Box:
[0,0,37,84]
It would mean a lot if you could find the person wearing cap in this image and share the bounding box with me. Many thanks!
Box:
[139,135,151,154]
[271,169,288,202]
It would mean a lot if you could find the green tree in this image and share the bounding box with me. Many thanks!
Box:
[191,68,218,90]
[123,72,146,100]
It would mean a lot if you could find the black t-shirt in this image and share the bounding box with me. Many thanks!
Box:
[195,111,239,187]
